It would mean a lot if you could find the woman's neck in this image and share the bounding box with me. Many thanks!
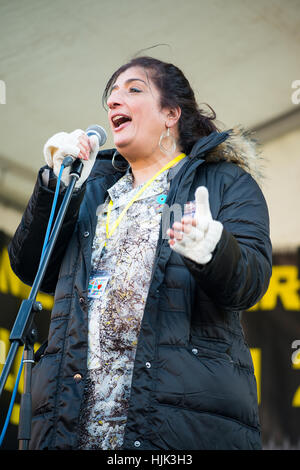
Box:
[128,151,182,188]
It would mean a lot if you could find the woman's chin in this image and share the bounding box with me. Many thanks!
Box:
[114,137,138,156]
[114,138,129,149]
[113,131,132,148]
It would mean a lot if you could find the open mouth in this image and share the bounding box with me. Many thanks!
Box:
[111,114,132,130]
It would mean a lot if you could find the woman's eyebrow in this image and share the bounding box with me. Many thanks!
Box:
[111,78,148,92]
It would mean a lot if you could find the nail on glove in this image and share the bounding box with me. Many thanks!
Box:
[170,186,223,265]
[43,129,99,188]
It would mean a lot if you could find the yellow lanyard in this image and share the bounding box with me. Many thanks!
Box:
[105,153,186,241]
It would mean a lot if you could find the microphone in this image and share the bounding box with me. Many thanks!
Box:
[63,124,107,168]
[86,124,107,146]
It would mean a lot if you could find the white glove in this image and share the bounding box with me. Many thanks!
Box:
[167,186,223,265]
[43,129,99,188]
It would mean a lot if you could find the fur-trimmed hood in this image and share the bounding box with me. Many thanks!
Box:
[190,125,264,185]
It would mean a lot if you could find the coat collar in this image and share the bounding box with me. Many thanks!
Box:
[92,125,262,183]
[91,129,231,181]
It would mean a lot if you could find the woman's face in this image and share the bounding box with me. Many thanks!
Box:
[106,66,173,159]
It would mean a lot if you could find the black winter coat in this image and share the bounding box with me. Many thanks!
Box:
[8,128,272,450]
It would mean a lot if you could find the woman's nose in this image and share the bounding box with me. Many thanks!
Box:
[107,90,122,109]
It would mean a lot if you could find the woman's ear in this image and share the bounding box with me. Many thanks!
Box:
[166,106,181,128]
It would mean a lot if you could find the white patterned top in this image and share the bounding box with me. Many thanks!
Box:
[77,169,170,450]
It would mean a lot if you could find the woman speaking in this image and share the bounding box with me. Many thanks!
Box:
[9,56,272,450]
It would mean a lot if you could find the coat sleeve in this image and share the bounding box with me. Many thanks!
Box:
[8,166,86,295]
[183,170,272,311]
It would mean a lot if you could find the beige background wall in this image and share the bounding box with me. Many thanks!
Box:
[262,128,300,251]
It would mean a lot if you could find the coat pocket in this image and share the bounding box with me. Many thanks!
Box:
[188,336,233,363]
[154,341,259,429]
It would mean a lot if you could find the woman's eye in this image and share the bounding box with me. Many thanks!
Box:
[129,87,141,93]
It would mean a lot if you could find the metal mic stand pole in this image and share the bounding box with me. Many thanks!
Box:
[0,159,83,450]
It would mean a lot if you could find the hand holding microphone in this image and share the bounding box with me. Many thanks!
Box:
[43,125,107,188]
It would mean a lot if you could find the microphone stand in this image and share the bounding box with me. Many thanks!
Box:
[0,159,83,450]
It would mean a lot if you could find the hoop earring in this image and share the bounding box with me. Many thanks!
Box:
[159,127,177,156]
[112,151,130,172]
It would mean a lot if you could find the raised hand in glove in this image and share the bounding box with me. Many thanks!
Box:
[167,186,223,265]
[43,129,99,188]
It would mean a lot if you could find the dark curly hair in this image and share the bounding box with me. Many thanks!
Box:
[102,56,220,155]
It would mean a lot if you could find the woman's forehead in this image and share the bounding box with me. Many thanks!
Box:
[113,66,153,87]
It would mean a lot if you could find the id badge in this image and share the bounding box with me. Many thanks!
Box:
[88,270,110,299]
